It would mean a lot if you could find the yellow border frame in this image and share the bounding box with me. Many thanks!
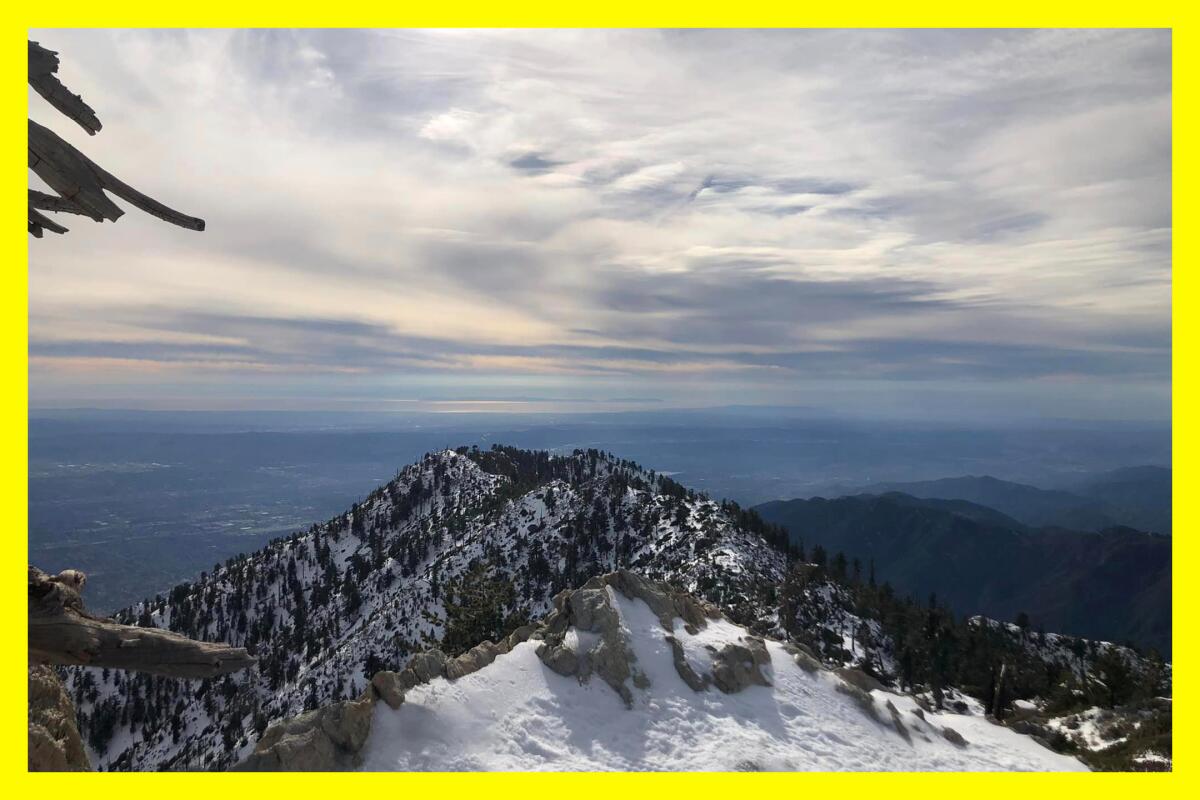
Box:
[6,5,1188,794]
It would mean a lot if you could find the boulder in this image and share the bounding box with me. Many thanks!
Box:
[445,641,502,680]
[505,624,536,650]
[941,725,969,747]
[369,671,408,710]
[406,649,448,683]
[536,641,579,676]
[836,666,884,694]
[710,639,772,694]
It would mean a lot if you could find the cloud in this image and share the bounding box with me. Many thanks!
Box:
[27,28,1171,419]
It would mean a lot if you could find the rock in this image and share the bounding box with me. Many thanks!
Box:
[587,635,636,707]
[445,641,502,680]
[885,700,912,743]
[941,725,968,747]
[607,569,719,630]
[710,639,772,694]
[569,587,618,632]
[835,667,884,694]
[406,649,448,683]
[912,707,925,721]
[792,650,822,673]
[235,694,374,771]
[536,641,579,676]
[744,636,771,667]
[505,624,536,650]
[835,680,881,723]
[666,635,709,691]
[28,665,89,771]
[782,640,818,661]
[369,671,407,710]
[543,609,570,637]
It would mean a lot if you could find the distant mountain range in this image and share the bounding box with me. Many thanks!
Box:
[754,492,1171,656]
[852,466,1171,535]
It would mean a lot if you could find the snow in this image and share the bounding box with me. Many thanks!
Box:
[1046,706,1129,751]
[361,592,1086,772]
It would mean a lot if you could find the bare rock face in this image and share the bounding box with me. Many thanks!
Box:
[235,693,374,771]
[28,665,90,771]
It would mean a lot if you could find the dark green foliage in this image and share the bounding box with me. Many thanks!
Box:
[436,562,530,657]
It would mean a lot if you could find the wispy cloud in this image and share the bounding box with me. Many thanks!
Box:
[27,28,1171,419]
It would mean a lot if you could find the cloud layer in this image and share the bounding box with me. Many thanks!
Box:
[28,29,1171,419]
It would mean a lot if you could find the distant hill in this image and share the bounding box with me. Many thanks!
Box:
[1058,466,1171,536]
[754,493,1171,656]
[858,470,1170,535]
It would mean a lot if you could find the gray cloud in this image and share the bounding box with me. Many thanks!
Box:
[27,28,1171,420]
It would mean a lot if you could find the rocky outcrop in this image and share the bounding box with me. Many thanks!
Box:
[535,577,644,707]
[28,665,90,771]
[235,693,374,771]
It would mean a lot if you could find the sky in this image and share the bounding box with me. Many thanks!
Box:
[28,29,1172,421]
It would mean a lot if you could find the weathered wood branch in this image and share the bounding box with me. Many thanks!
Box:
[29,120,205,230]
[28,41,101,135]
[29,566,254,679]
[30,189,91,216]
[28,40,206,236]
[28,207,68,237]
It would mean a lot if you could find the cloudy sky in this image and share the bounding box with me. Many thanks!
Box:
[28,29,1171,420]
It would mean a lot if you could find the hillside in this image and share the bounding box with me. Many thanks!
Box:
[754,493,1171,655]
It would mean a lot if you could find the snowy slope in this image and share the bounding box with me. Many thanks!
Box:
[359,581,1086,771]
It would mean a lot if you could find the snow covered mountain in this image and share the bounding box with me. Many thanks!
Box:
[66,447,789,771]
[238,570,1086,771]
[62,445,1169,772]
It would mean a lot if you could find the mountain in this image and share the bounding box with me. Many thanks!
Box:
[237,571,1087,772]
[754,493,1171,655]
[1059,466,1172,536]
[62,446,1170,772]
[67,447,789,771]
[857,470,1171,535]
